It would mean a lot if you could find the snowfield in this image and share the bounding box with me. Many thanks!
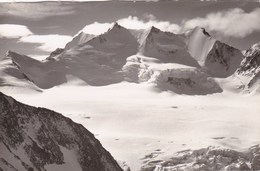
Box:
[1,81,260,170]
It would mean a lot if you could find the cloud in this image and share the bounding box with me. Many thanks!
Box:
[183,8,260,38]
[0,3,75,19]
[143,13,156,21]
[81,22,113,35]
[118,16,181,33]
[0,24,72,53]
[28,55,48,61]
[19,34,72,52]
[81,16,181,35]
[0,24,32,38]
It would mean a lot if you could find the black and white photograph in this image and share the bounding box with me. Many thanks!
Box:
[0,0,260,170]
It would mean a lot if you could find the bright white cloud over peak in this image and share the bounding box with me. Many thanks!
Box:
[81,22,113,35]
[19,34,73,52]
[117,16,181,33]
[0,24,33,38]
[80,16,181,35]
[183,7,260,38]
[81,8,260,39]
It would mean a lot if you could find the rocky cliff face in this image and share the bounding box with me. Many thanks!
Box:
[204,40,243,77]
[139,26,199,67]
[235,42,260,92]
[238,42,260,75]
[0,92,122,171]
[186,27,243,78]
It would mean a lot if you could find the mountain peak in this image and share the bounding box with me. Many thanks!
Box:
[201,27,211,37]
[149,26,160,33]
[191,26,211,38]
[5,50,17,57]
[112,22,122,28]
[108,22,124,31]
[251,41,260,50]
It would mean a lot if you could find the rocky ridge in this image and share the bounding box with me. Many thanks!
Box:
[0,92,122,171]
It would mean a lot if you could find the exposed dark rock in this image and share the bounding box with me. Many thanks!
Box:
[47,48,64,59]
[252,154,260,170]
[141,145,260,171]
[205,40,243,77]
[237,42,260,75]
[0,92,122,171]
[235,42,260,92]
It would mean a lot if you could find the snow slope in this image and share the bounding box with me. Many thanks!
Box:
[122,55,222,95]
[6,51,67,89]
[1,82,260,171]
[139,26,199,67]
[64,32,95,50]
[53,22,139,86]
[0,53,41,91]
[186,27,216,65]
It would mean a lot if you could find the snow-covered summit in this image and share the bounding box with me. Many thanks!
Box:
[84,22,139,51]
[149,26,160,34]
[108,22,124,31]
[64,22,136,52]
[139,26,199,67]
[64,31,95,50]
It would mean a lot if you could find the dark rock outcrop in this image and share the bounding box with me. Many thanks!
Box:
[235,42,260,92]
[0,92,122,171]
[141,145,260,171]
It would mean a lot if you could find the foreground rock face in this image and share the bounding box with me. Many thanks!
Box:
[141,145,260,171]
[0,92,122,171]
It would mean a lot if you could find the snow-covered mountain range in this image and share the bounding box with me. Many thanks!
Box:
[0,22,259,94]
[1,22,260,171]
[0,91,123,171]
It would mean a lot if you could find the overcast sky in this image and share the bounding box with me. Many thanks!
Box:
[0,1,260,59]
